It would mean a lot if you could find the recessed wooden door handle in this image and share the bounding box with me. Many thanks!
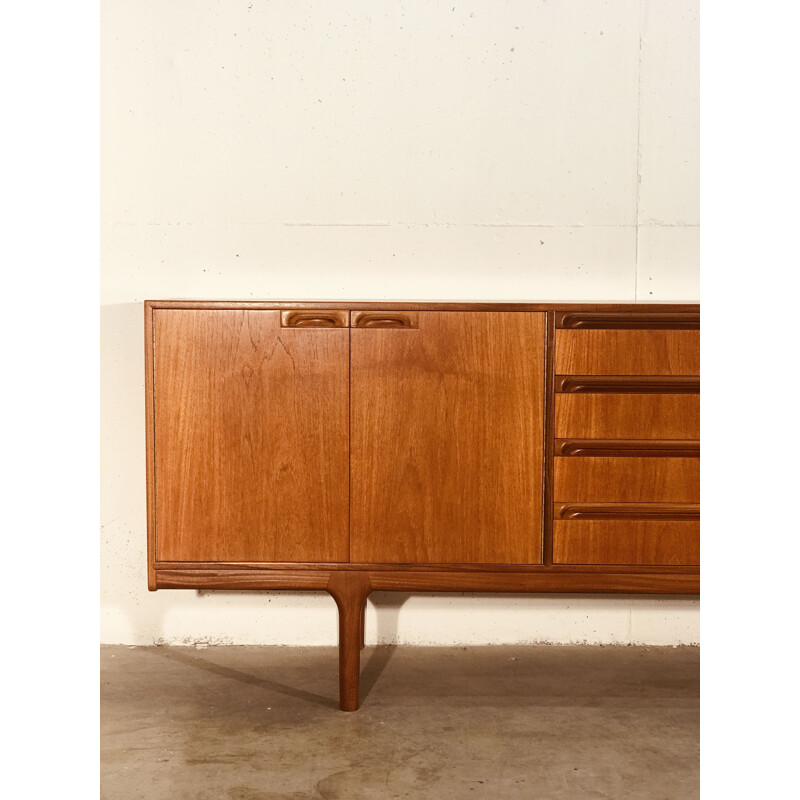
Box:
[281,310,349,328]
[351,311,419,329]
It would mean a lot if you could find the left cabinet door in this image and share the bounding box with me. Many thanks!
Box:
[150,309,350,563]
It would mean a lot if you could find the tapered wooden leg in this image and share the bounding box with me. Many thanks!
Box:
[359,598,366,650]
[327,571,372,711]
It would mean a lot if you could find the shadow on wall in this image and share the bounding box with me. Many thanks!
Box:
[100,301,155,643]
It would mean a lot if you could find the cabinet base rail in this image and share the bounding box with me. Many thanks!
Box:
[153,567,698,711]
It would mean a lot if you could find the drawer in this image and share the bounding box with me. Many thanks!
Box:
[554,457,700,503]
[555,394,699,439]
[553,519,700,565]
[555,329,700,375]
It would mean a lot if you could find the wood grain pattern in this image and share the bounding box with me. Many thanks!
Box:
[553,520,700,565]
[555,503,700,520]
[554,457,700,503]
[350,311,545,564]
[153,309,349,562]
[555,329,700,375]
[155,567,699,593]
[555,311,700,329]
[555,439,700,457]
[555,375,700,393]
[555,394,700,439]
[365,569,699,592]
[155,568,334,589]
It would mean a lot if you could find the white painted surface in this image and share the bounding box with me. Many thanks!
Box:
[638,0,700,226]
[638,225,700,301]
[101,0,700,646]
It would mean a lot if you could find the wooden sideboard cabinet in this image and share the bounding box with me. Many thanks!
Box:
[145,301,700,710]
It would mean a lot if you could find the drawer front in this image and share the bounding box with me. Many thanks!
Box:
[555,394,699,439]
[553,520,700,565]
[554,457,700,503]
[555,329,700,375]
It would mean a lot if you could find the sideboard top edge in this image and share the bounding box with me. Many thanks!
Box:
[144,300,700,312]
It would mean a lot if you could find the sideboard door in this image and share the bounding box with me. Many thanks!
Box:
[152,309,349,563]
[350,311,545,564]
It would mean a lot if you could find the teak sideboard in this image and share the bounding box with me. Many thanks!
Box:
[145,300,700,710]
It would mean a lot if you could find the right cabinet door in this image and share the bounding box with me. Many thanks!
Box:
[350,311,545,565]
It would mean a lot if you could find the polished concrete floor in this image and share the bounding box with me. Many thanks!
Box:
[101,644,699,799]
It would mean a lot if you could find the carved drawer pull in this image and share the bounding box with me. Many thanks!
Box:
[281,310,349,328]
[555,376,700,394]
[555,503,700,521]
[556,311,700,329]
[555,439,700,458]
[351,311,419,329]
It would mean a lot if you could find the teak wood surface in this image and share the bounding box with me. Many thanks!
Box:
[554,457,700,503]
[350,311,545,564]
[552,520,700,565]
[144,300,700,711]
[152,310,349,562]
[554,394,700,439]
[555,329,700,375]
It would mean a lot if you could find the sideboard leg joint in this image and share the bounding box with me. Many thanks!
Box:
[327,571,372,711]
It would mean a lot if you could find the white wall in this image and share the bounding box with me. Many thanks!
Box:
[101,0,699,646]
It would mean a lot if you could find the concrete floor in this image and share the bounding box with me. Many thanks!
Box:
[101,644,699,799]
